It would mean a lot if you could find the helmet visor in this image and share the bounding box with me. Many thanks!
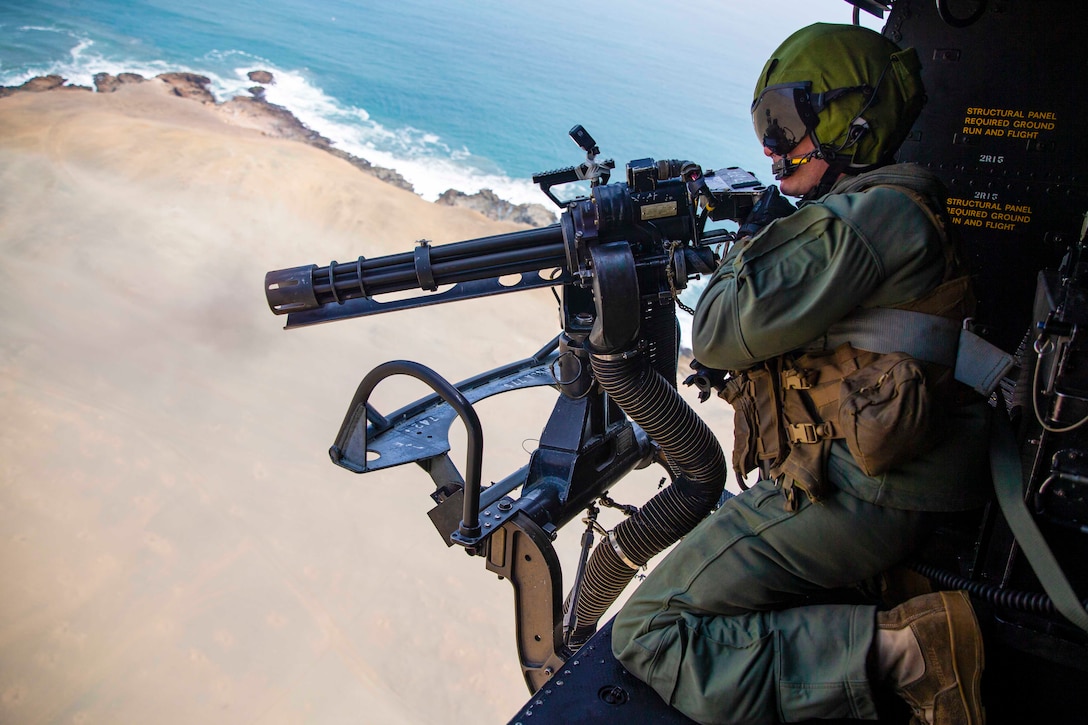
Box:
[751,82,820,155]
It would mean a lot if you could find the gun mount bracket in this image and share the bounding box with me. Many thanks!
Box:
[330,339,564,546]
[331,340,561,475]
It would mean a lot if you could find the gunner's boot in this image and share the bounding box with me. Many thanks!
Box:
[876,590,985,725]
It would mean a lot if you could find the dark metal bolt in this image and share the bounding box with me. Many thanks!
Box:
[598,685,629,706]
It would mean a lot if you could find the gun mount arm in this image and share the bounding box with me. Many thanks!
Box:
[330,337,561,475]
[331,359,488,540]
[327,333,657,687]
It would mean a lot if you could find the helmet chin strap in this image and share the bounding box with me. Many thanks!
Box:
[805,163,848,201]
[778,121,872,200]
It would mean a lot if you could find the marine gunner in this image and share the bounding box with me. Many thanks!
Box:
[612,23,989,725]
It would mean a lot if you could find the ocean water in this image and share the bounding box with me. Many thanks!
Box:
[0,0,880,206]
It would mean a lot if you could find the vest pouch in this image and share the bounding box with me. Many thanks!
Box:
[721,373,758,488]
[838,352,932,476]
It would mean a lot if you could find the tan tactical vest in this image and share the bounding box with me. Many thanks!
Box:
[722,184,975,509]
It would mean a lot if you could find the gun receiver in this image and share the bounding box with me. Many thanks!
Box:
[266,128,765,691]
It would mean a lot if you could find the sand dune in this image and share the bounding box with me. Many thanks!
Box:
[0,80,732,723]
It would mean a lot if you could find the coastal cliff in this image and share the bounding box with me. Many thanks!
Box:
[1,71,557,227]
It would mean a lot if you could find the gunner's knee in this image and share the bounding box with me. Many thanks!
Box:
[610,598,643,664]
[611,591,675,676]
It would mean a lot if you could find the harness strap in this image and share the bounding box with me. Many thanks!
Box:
[821,306,960,366]
[956,326,1017,397]
[821,307,1014,396]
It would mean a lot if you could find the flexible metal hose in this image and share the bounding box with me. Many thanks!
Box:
[567,339,727,646]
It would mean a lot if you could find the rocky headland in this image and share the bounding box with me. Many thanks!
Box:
[1,70,556,227]
[435,187,556,228]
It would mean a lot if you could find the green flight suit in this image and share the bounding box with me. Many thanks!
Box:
[612,164,991,724]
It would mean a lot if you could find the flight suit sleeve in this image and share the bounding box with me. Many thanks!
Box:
[692,187,946,370]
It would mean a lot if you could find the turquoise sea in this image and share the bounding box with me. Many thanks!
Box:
[0,1,880,206]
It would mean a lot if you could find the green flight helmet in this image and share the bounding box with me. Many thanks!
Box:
[751,23,925,171]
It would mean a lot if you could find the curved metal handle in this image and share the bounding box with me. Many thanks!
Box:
[332,360,485,540]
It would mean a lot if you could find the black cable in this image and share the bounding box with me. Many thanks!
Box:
[909,561,1088,618]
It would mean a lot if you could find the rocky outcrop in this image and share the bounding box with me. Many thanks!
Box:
[156,72,216,103]
[93,72,146,93]
[435,188,556,227]
[94,72,210,100]
[324,148,416,191]
[4,72,210,104]
[13,75,65,92]
[247,70,274,84]
[218,95,331,144]
[0,75,91,97]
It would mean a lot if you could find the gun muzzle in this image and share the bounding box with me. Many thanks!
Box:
[266,265,321,314]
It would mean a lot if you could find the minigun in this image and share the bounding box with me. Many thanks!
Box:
[264,126,765,692]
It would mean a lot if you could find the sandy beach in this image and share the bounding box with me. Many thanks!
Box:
[0,78,732,723]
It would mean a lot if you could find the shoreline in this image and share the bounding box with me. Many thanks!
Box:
[0,70,557,228]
